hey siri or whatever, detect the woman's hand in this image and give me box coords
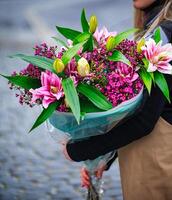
[81,164,107,188]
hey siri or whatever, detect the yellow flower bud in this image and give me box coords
[77,58,90,77]
[53,58,65,73]
[106,36,115,51]
[89,15,98,34]
[137,38,145,53]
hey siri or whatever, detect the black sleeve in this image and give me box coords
[66,75,172,162]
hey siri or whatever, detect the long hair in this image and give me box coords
[134,0,172,37]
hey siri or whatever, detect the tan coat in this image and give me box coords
[118,117,172,200]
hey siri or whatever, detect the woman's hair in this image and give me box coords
[134,0,172,36]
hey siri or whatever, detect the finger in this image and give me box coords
[81,178,90,187]
[81,175,90,187]
[96,169,103,178]
[81,168,90,180]
[81,171,90,182]
[95,164,107,178]
[81,180,90,188]
[94,171,98,177]
[94,170,101,178]
[81,168,90,188]
[82,168,89,176]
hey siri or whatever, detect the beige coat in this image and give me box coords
[118,117,172,200]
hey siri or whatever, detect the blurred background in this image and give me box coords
[0,0,133,199]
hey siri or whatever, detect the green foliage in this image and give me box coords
[81,9,89,32]
[77,83,113,110]
[139,69,152,94]
[80,98,103,113]
[52,37,68,48]
[82,35,94,52]
[73,32,90,45]
[62,78,81,124]
[108,50,131,66]
[154,72,170,103]
[29,101,61,132]
[62,42,85,65]
[1,74,41,90]
[154,27,161,44]
[10,54,54,72]
[112,28,139,47]
[56,26,81,40]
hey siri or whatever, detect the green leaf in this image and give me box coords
[62,42,85,65]
[62,78,80,124]
[81,9,89,32]
[52,37,68,48]
[77,83,113,110]
[154,72,171,103]
[108,50,131,66]
[73,32,90,45]
[139,69,152,94]
[82,35,94,52]
[1,74,41,89]
[80,97,103,113]
[10,54,54,72]
[149,72,155,82]
[154,27,161,44]
[142,58,149,69]
[29,101,61,132]
[56,26,81,40]
[113,28,139,47]
[142,58,155,81]
[74,54,81,62]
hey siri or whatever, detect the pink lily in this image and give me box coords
[141,38,172,74]
[30,71,63,108]
[93,26,117,43]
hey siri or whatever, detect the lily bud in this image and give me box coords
[106,36,115,51]
[53,58,65,73]
[77,58,90,77]
[137,38,145,53]
[89,15,98,34]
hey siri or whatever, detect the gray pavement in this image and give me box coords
[0,0,133,199]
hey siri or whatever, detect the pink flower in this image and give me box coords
[93,27,117,43]
[116,62,139,82]
[141,38,172,74]
[30,71,63,108]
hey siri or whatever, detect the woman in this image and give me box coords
[63,0,172,199]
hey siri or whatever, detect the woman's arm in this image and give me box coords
[66,75,172,161]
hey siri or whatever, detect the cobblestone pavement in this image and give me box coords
[0,0,132,199]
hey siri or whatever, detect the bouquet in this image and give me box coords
[1,9,172,200]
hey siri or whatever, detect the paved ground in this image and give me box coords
[0,0,133,199]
